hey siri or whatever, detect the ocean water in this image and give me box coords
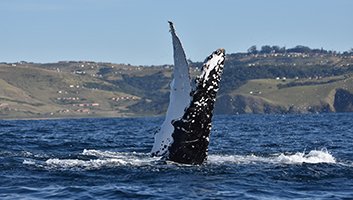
[1,113,353,199]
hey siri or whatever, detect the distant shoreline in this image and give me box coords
[2,112,353,121]
[0,113,144,121]
[1,51,353,118]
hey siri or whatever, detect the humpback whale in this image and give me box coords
[151,22,225,165]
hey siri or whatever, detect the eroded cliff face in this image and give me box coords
[215,94,287,114]
[215,88,353,114]
[333,89,353,112]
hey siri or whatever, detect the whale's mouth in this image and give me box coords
[198,48,226,86]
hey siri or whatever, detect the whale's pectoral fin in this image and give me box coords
[150,22,191,157]
[167,49,226,165]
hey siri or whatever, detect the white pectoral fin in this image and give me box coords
[151,22,191,156]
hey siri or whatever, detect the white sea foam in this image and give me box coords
[275,150,336,164]
[45,158,128,169]
[27,149,336,170]
[44,149,160,170]
[23,159,36,165]
[207,149,336,165]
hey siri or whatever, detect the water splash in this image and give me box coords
[23,149,337,170]
[45,158,128,169]
[43,150,160,170]
[207,149,336,165]
[275,149,336,164]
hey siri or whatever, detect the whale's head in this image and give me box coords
[198,48,225,89]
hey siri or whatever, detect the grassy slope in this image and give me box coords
[0,64,140,119]
[229,74,353,112]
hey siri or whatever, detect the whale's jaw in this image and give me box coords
[167,48,226,165]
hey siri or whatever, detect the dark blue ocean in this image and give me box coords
[1,113,353,199]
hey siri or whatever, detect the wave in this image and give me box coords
[23,149,337,170]
[207,149,336,165]
[43,150,160,170]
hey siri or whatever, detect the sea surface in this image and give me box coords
[1,113,353,199]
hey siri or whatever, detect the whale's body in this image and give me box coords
[151,22,225,164]
[167,48,225,164]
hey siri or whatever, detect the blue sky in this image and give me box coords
[1,0,352,65]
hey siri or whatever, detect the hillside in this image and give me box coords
[215,75,353,114]
[1,50,353,119]
[0,62,145,119]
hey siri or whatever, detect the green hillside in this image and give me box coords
[1,48,353,119]
[215,75,353,114]
[0,63,143,119]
